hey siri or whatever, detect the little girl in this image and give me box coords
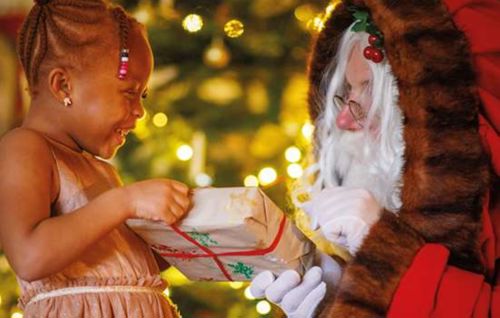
[0,0,190,317]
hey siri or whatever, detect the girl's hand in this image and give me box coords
[124,179,191,224]
[302,187,382,255]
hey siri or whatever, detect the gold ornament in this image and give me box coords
[224,19,244,38]
[203,37,231,68]
[197,76,242,105]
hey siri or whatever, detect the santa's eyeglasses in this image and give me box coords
[333,95,367,127]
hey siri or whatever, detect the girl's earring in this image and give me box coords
[63,96,73,107]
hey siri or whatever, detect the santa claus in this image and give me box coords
[251,0,500,317]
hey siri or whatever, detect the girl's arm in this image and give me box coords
[0,129,130,281]
[0,129,189,281]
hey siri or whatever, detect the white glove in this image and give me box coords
[315,251,343,289]
[302,187,382,255]
[250,267,326,318]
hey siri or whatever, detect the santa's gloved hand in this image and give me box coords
[315,250,343,289]
[250,267,327,318]
[302,187,382,255]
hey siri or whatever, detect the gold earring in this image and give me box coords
[63,96,72,107]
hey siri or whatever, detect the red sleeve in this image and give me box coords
[387,244,491,318]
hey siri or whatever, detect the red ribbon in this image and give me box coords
[161,214,287,281]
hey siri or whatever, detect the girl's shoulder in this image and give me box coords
[0,127,52,159]
[0,128,59,203]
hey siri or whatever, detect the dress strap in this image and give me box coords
[26,285,165,307]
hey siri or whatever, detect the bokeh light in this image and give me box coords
[244,286,256,300]
[195,173,213,187]
[244,175,259,187]
[176,145,193,161]
[229,281,244,289]
[182,14,203,32]
[287,163,303,179]
[258,167,277,186]
[256,300,272,315]
[285,146,302,163]
[163,288,170,297]
[301,122,314,140]
[152,112,168,128]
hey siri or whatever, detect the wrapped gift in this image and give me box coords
[126,187,315,281]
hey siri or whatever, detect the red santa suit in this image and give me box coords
[307,0,500,316]
[389,0,500,316]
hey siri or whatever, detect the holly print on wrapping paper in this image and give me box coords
[187,230,219,247]
[227,262,255,279]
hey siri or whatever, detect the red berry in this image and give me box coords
[371,48,384,63]
[363,46,374,60]
[368,34,379,46]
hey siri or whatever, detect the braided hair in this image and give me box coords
[17,0,137,95]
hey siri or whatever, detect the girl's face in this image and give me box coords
[68,26,153,159]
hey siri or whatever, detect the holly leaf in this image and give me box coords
[353,11,369,22]
[351,21,367,32]
[366,23,378,35]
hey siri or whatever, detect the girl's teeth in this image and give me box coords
[116,129,129,137]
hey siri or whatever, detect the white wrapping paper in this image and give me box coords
[126,187,315,281]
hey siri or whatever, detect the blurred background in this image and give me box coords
[0,0,336,316]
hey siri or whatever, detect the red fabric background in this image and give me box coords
[388,1,500,316]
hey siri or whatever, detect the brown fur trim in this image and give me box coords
[319,212,425,317]
[308,0,491,316]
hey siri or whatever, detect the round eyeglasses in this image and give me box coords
[333,95,367,127]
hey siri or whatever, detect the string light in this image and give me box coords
[285,146,301,163]
[256,300,272,315]
[244,175,259,187]
[307,15,324,32]
[244,286,256,300]
[152,112,168,128]
[258,167,277,186]
[224,19,244,38]
[11,313,23,318]
[325,1,342,16]
[177,145,193,161]
[307,0,341,32]
[182,14,203,33]
[287,163,303,179]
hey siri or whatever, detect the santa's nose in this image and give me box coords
[336,105,361,130]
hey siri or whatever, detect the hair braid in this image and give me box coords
[17,0,138,94]
[31,10,49,85]
[55,0,105,10]
[24,6,44,86]
[18,5,41,86]
[16,8,34,68]
[111,7,130,54]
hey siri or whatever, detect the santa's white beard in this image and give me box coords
[331,129,404,212]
